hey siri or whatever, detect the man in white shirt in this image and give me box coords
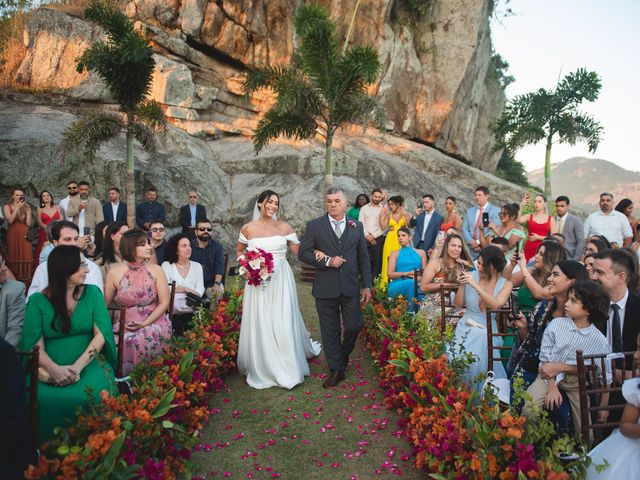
[58,180,79,221]
[584,193,633,247]
[27,221,103,299]
[358,188,385,283]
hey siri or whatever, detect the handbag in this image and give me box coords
[173,292,194,314]
[25,224,39,243]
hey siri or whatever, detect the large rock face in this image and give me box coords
[0,97,522,251]
[7,0,504,170]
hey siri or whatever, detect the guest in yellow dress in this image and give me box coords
[379,195,411,287]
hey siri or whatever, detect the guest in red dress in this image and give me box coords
[34,190,62,266]
[2,189,33,279]
[518,193,557,261]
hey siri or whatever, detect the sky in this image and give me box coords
[491,0,640,173]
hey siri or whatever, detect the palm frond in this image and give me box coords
[340,45,382,84]
[133,100,166,129]
[84,1,134,44]
[333,93,385,131]
[130,121,157,156]
[272,69,323,117]
[242,64,289,96]
[555,112,603,153]
[252,110,318,154]
[60,111,124,158]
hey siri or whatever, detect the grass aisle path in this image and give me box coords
[192,279,423,480]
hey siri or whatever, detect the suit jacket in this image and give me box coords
[558,214,585,260]
[410,210,444,252]
[0,280,25,348]
[299,216,371,298]
[66,196,104,230]
[179,204,207,232]
[462,203,501,256]
[102,202,127,224]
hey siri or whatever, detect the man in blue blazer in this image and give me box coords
[462,186,501,260]
[102,187,127,223]
[410,194,443,257]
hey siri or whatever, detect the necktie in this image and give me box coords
[611,304,623,352]
[557,217,564,234]
[333,220,343,238]
[473,207,484,240]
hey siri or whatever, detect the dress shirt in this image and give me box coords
[189,204,197,227]
[475,202,490,224]
[59,195,73,221]
[358,203,384,238]
[326,215,346,265]
[27,257,103,300]
[421,210,433,241]
[190,238,225,288]
[584,210,633,246]
[111,202,120,221]
[607,289,629,351]
[539,316,612,384]
[556,214,567,234]
[78,209,86,233]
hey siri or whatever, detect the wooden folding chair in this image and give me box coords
[16,345,40,437]
[439,285,463,334]
[108,306,126,378]
[412,268,423,314]
[576,350,637,448]
[7,259,34,288]
[167,280,176,324]
[222,253,229,285]
[486,308,516,373]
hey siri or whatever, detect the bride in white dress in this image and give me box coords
[236,190,321,389]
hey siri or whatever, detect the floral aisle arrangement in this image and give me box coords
[237,247,274,286]
[361,287,593,480]
[25,286,243,480]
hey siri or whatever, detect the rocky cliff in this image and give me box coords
[8,0,504,169]
[0,0,517,248]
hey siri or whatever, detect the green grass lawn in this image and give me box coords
[191,279,423,479]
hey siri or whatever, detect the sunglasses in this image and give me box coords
[198,227,213,232]
[189,196,197,199]
[150,227,165,233]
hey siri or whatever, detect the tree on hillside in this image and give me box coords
[494,68,603,200]
[242,2,384,192]
[61,1,164,228]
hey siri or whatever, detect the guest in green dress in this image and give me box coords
[21,245,117,443]
[346,193,369,222]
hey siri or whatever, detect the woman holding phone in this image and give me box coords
[3,188,33,273]
[518,193,556,261]
[479,203,524,261]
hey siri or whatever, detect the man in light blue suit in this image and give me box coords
[410,194,444,258]
[462,186,501,260]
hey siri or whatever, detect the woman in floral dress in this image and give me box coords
[104,229,171,375]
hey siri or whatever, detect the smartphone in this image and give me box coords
[83,226,91,236]
[482,212,490,228]
[510,291,520,317]
[437,230,446,242]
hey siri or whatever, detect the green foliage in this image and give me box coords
[488,52,515,89]
[403,0,433,19]
[494,68,604,198]
[494,149,529,187]
[243,2,383,190]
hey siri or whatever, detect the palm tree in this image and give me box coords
[242,2,383,192]
[494,68,603,200]
[61,1,164,227]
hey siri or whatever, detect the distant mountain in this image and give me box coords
[528,157,640,212]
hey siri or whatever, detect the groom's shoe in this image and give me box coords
[323,370,345,388]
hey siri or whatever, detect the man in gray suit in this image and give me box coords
[299,188,372,388]
[555,196,585,260]
[0,252,25,348]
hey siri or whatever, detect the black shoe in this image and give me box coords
[323,370,337,388]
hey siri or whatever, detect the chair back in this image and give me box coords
[108,306,127,378]
[168,280,176,323]
[16,346,39,436]
[439,285,463,334]
[222,253,229,284]
[576,350,637,448]
[412,268,423,314]
[485,308,516,373]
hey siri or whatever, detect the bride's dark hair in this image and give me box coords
[257,190,279,206]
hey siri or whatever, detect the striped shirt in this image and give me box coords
[540,317,611,384]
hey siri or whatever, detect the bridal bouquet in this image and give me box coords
[237,248,275,286]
